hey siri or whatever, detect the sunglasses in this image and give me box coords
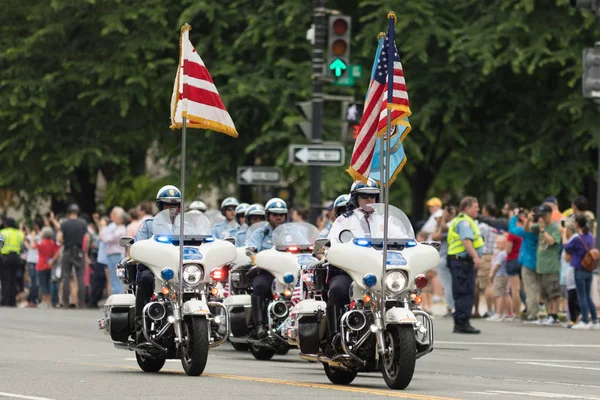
[224,207,236,212]
[358,193,377,200]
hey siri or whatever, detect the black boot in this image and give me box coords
[326,305,343,353]
[251,295,267,339]
[135,316,146,344]
[453,323,481,334]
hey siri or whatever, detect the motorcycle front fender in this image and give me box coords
[182,299,211,316]
[385,306,417,325]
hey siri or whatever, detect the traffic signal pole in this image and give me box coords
[310,0,326,225]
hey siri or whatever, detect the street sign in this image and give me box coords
[288,144,345,166]
[236,166,282,185]
[332,65,362,87]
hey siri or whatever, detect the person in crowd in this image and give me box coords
[432,204,457,317]
[24,218,44,307]
[235,203,266,247]
[188,200,207,213]
[290,207,309,223]
[34,227,60,308]
[421,197,443,239]
[86,220,105,308]
[137,201,154,222]
[563,214,599,329]
[212,197,240,239]
[57,205,90,309]
[560,221,580,327]
[0,218,25,306]
[526,204,562,325]
[488,235,513,321]
[475,204,498,319]
[478,201,519,231]
[506,219,523,321]
[229,203,249,238]
[510,208,539,321]
[447,196,483,334]
[99,207,127,296]
[126,208,141,237]
[544,196,563,222]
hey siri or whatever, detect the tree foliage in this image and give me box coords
[1,0,599,219]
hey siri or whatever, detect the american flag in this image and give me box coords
[290,274,304,306]
[347,14,411,181]
[170,24,238,137]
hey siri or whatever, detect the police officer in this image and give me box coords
[187,200,207,213]
[234,203,265,247]
[0,218,24,307]
[212,197,239,239]
[229,203,249,238]
[326,179,380,342]
[318,194,350,240]
[247,198,288,339]
[447,196,483,334]
[133,185,181,343]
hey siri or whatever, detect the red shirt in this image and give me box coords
[35,239,60,271]
[506,232,522,261]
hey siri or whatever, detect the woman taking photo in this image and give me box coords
[562,215,599,330]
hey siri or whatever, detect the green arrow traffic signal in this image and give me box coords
[329,58,348,78]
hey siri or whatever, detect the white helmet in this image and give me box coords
[235,203,250,216]
[188,200,207,212]
[265,197,288,214]
[155,185,181,211]
[245,203,265,217]
[221,197,239,209]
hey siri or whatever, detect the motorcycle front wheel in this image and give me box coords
[181,316,209,376]
[380,325,416,390]
[135,352,166,373]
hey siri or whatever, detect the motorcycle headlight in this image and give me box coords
[182,264,204,287]
[385,270,407,294]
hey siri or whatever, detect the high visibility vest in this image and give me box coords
[0,227,24,255]
[447,214,484,256]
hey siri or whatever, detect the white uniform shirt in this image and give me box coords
[327,208,410,246]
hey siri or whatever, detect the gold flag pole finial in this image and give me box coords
[387,11,397,24]
[181,23,192,33]
[377,32,386,40]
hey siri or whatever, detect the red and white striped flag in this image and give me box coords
[347,14,410,182]
[170,24,238,137]
[290,275,304,306]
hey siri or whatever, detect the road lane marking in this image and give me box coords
[472,358,600,364]
[485,391,600,399]
[438,341,600,348]
[0,392,55,400]
[463,392,500,396]
[124,358,180,363]
[56,360,460,400]
[516,362,600,372]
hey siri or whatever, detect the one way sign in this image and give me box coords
[288,144,345,166]
[237,167,282,185]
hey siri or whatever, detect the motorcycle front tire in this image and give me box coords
[135,352,166,373]
[380,324,416,390]
[249,344,276,361]
[230,341,250,351]
[181,316,210,376]
[323,363,357,385]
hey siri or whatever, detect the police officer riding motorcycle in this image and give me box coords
[187,200,207,213]
[247,198,288,339]
[318,194,350,240]
[235,203,265,247]
[229,203,249,239]
[133,184,182,344]
[212,197,240,239]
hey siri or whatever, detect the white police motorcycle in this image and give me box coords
[98,210,236,376]
[287,204,440,390]
[223,222,319,360]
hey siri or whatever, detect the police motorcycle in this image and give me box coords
[97,209,236,376]
[289,204,440,390]
[224,222,319,360]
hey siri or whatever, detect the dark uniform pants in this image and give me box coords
[448,256,476,326]
[252,272,274,300]
[327,268,352,309]
[136,265,155,319]
[1,253,21,306]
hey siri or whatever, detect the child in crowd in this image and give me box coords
[34,227,60,308]
[488,235,514,321]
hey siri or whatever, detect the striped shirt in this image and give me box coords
[478,222,498,255]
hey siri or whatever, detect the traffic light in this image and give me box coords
[570,0,600,14]
[583,45,600,100]
[327,15,351,79]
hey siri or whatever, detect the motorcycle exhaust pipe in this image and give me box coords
[145,302,166,321]
[270,301,289,319]
[345,310,367,331]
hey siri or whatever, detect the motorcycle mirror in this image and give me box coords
[223,237,236,245]
[119,236,135,248]
[0,233,4,250]
[339,229,354,243]
[314,238,330,253]
[245,246,257,257]
[421,241,441,252]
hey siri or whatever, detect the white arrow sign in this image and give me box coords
[237,167,282,185]
[288,144,345,166]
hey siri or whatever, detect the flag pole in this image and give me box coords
[179,116,187,307]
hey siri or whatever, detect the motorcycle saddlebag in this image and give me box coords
[110,306,134,343]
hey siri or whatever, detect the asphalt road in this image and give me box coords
[1,308,599,400]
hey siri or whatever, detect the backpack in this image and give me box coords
[577,236,600,272]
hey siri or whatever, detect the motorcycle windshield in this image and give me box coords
[245,221,268,244]
[363,203,415,240]
[204,210,225,226]
[273,222,320,251]
[152,209,213,237]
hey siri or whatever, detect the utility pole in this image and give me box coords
[310,0,326,225]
